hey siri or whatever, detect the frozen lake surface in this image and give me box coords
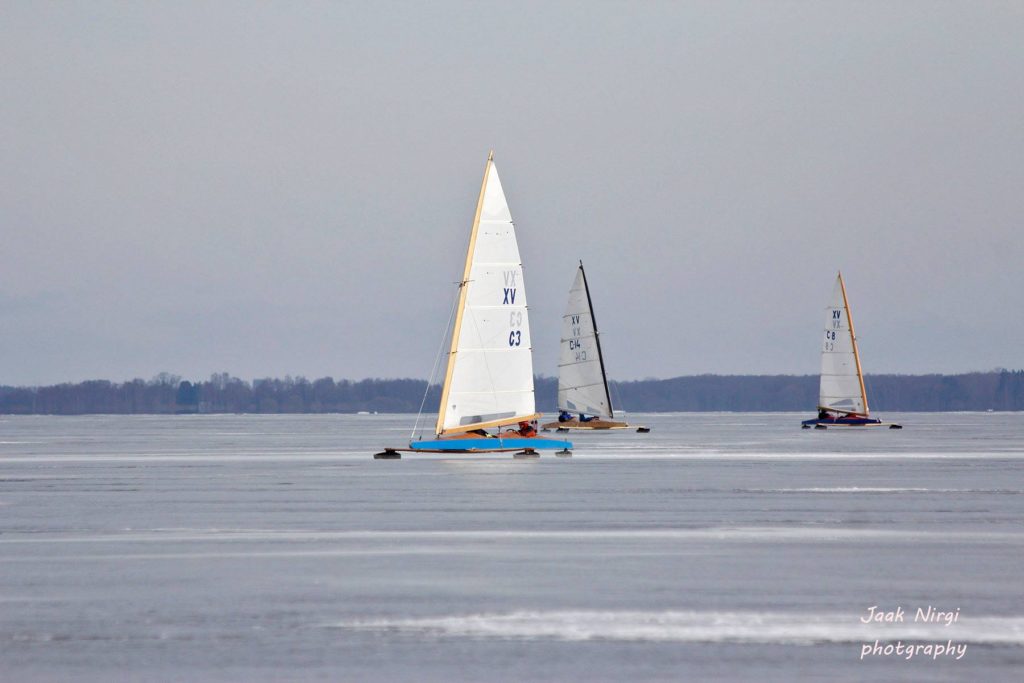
[1,412,1022,681]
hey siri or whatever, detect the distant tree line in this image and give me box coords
[0,370,1022,415]
[0,373,441,415]
[609,371,1024,412]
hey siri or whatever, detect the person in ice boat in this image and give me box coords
[812,409,881,426]
[558,410,573,423]
[462,422,537,440]
[516,421,538,437]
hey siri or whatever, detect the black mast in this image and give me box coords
[578,260,613,417]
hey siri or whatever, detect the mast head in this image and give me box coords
[487,149,494,161]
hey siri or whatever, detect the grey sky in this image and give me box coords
[2,1,1022,385]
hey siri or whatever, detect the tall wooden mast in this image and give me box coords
[838,271,870,417]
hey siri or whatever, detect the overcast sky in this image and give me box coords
[2,1,1022,385]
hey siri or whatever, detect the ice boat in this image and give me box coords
[374,152,573,458]
[541,261,648,433]
[801,272,902,429]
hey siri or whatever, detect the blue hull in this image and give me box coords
[409,436,572,452]
[801,417,883,426]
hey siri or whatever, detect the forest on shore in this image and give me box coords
[1,370,1022,415]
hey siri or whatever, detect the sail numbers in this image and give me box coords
[825,309,842,350]
[502,270,518,305]
[568,314,587,361]
[824,329,837,352]
[507,290,523,347]
[570,314,581,338]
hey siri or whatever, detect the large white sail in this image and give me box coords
[819,273,869,416]
[436,155,537,434]
[557,264,613,419]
